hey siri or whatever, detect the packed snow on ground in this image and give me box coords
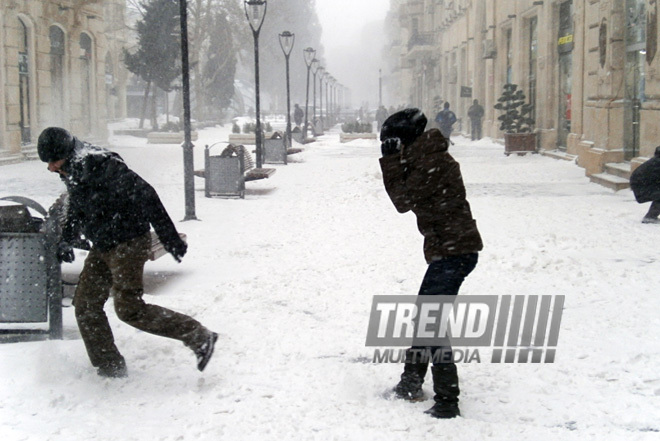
[0,122,659,441]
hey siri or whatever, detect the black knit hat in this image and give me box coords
[380,108,428,147]
[37,127,75,163]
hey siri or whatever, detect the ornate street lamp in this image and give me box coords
[279,31,295,148]
[179,0,196,220]
[328,76,335,125]
[244,0,267,167]
[332,77,338,124]
[324,72,330,129]
[302,47,316,141]
[317,66,325,132]
[311,58,319,130]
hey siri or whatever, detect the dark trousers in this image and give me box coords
[645,200,660,219]
[471,118,482,141]
[74,233,208,370]
[411,253,478,366]
[440,126,453,140]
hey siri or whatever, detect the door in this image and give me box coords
[624,48,644,160]
[557,53,572,150]
[624,0,647,160]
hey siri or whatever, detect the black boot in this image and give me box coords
[393,349,429,401]
[424,363,460,418]
[97,356,128,378]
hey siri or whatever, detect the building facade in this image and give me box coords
[0,0,127,160]
[387,0,660,179]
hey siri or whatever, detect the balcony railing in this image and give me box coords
[408,32,434,50]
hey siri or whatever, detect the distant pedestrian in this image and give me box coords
[38,127,218,378]
[376,105,389,131]
[467,99,485,141]
[293,103,304,128]
[630,146,660,224]
[378,109,483,419]
[434,102,457,140]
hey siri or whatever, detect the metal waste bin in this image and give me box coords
[204,143,246,198]
[264,132,287,165]
[0,196,62,340]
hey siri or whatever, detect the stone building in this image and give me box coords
[0,0,127,162]
[387,0,659,188]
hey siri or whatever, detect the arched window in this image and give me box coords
[50,26,65,125]
[79,33,93,131]
[18,18,31,144]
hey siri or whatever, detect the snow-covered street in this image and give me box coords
[1,125,659,440]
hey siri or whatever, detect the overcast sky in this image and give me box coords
[315,0,389,51]
[315,0,390,108]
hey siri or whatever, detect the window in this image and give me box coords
[50,26,65,125]
[18,18,31,144]
[80,33,93,131]
[505,28,513,84]
[529,17,538,121]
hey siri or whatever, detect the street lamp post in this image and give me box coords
[324,73,330,129]
[317,67,325,132]
[311,58,319,132]
[332,78,337,124]
[244,0,267,168]
[302,47,315,141]
[278,31,295,148]
[379,68,382,108]
[178,0,196,221]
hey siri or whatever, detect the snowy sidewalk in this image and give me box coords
[0,127,659,440]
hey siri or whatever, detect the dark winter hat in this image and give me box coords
[655,146,660,158]
[380,108,428,147]
[37,127,75,163]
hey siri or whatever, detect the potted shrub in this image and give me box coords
[339,120,377,143]
[494,83,537,155]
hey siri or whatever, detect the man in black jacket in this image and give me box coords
[630,146,660,224]
[379,109,482,419]
[38,127,218,378]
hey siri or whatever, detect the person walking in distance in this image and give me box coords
[378,109,483,418]
[293,103,304,128]
[38,127,218,378]
[467,99,485,141]
[434,102,457,141]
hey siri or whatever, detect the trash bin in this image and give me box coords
[263,132,287,165]
[0,196,63,340]
[204,143,246,199]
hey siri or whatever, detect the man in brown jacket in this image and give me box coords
[379,108,483,419]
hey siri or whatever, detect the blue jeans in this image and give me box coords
[412,253,478,365]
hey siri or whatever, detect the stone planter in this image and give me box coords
[227,133,277,145]
[339,133,377,143]
[504,132,537,155]
[147,131,198,144]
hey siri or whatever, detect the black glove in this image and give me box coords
[57,241,75,263]
[164,236,187,263]
[381,138,401,157]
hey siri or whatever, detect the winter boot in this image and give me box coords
[195,331,218,372]
[393,349,429,401]
[424,363,460,419]
[97,357,128,378]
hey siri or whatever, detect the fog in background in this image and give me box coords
[315,0,389,111]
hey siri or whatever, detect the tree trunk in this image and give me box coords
[139,81,151,129]
[150,86,158,129]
